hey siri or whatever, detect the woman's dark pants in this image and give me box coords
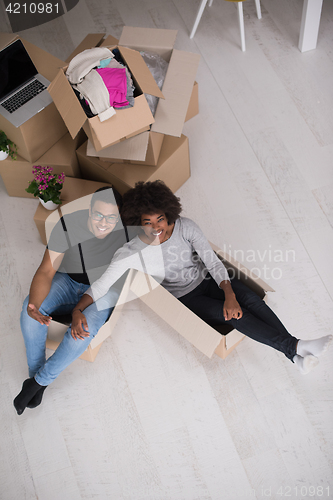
[178,275,298,361]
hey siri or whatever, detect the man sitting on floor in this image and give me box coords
[14,187,128,415]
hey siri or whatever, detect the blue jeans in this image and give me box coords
[178,275,298,361]
[20,272,120,385]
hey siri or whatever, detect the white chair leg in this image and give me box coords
[208,0,214,7]
[190,0,209,38]
[237,2,246,51]
[254,0,262,19]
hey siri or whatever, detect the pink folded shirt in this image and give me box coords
[96,67,129,108]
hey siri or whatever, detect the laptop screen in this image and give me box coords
[0,39,38,101]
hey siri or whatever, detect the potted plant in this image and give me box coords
[26,165,65,210]
[0,130,17,160]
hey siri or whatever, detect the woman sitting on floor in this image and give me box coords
[72,180,331,374]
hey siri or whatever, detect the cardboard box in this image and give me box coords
[0,131,85,198]
[129,256,274,360]
[46,248,274,362]
[0,33,68,162]
[209,242,274,358]
[76,134,190,195]
[48,28,200,152]
[85,81,199,167]
[33,176,113,244]
[185,81,199,122]
[86,130,164,166]
[48,42,160,152]
[116,27,200,138]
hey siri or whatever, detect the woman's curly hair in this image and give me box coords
[121,180,182,226]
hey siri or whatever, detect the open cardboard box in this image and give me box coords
[86,130,165,167]
[0,33,68,163]
[76,134,190,196]
[115,27,200,138]
[0,131,85,198]
[33,176,114,245]
[48,35,159,152]
[47,247,274,362]
[86,81,199,167]
[48,28,200,153]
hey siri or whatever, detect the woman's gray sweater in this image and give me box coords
[86,217,230,301]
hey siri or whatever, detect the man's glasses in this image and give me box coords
[91,212,119,224]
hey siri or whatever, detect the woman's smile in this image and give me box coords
[140,213,174,244]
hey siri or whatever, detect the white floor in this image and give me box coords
[1,1,333,499]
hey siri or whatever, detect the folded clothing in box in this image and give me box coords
[66,47,135,122]
[48,28,200,152]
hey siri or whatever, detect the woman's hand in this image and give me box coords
[223,296,243,321]
[219,280,243,321]
[27,303,52,326]
[71,310,90,340]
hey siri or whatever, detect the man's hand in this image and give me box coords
[27,304,52,325]
[71,310,90,340]
[223,296,243,321]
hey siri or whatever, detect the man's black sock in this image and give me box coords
[27,386,47,409]
[13,378,47,415]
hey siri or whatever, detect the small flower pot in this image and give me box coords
[39,198,60,211]
[0,149,9,161]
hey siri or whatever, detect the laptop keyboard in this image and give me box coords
[1,79,46,113]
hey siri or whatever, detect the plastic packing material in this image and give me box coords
[140,51,169,117]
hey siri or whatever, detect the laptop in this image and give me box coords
[0,39,53,127]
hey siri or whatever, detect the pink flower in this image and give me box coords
[29,165,63,202]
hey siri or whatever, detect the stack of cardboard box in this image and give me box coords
[0,28,199,199]
[48,27,200,195]
[0,34,86,198]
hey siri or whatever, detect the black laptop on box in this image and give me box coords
[0,39,52,127]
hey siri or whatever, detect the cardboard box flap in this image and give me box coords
[59,177,112,202]
[119,26,177,59]
[118,46,164,99]
[130,271,222,358]
[209,241,275,293]
[48,69,87,139]
[100,34,120,47]
[90,268,137,349]
[87,94,155,151]
[103,134,187,185]
[77,141,110,171]
[87,131,150,161]
[66,33,106,63]
[22,39,66,82]
[0,33,19,49]
[151,49,200,137]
